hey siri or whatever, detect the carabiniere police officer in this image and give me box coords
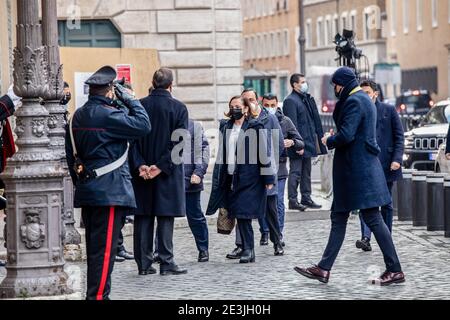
[65,66,151,300]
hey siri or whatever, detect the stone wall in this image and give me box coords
[56,0,244,130]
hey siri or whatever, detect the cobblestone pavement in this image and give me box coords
[2,179,450,300]
[52,210,450,300]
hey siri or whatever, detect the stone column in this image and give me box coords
[41,0,81,250]
[0,0,71,298]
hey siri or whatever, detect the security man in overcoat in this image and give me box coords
[65,66,151,300]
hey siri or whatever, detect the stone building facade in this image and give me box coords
[242,0,300,101]
[55,0,243,129]
[385,0,450,101]
[303,0,387,76]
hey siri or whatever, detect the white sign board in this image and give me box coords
[74,72,94,110]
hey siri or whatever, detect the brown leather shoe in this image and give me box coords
[294,265,330,283]
[372,271,405,286]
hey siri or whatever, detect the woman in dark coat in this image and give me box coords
[294,67,405,286]
[208,96,275,263]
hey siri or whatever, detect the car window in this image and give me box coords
[420,105,450,126]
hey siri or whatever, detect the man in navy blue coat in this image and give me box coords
[283,74,327,211]
[183,119,210,262]
[129,68,189,276]
[356,80,404,252]
[446,124,450,158]
[294,67,405,286]
[65,66,151,300]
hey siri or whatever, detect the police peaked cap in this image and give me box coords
[85,66,117,87]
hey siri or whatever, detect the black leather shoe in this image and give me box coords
[160,266,188,276]
[260,233,269,246]
[288,200,307,211]
[153,253,162,264]
[115,255,126,263]
[0,260,5,267]
[139,266,157,276]
[117,250,134,260]
[356,237,372,252]
[274,243,284,256]
[226,247,243,259]
[198,250,209,262]
[301,199,322,209]
[239,249,255,263]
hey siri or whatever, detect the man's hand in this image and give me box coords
[266,184,274,190]
[191,174,202,185]
[446,153,450,161]
[148,165,162,179]
[296,149,305,156]
[7,85,22,108]
[321,129,335,146]
[139,165,151,180]
[390,162,401,171]
[284,139,294,148]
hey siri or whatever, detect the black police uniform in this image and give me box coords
[65,66,151,300]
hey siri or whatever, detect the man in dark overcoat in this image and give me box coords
[283,74,327,211]
[294,67,405,286]
[356,80,404,252]
[129,68,189,276]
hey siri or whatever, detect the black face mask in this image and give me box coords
[230,108,244,120]
[60,92,71,105]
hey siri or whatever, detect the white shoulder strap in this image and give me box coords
[69,112,78,157]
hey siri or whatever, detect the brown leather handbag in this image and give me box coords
[217,208,235,235]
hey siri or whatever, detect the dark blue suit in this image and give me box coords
[184,119,210,252]
[317,70,402,273]
[360,100,405,239]
[283,90,327,204]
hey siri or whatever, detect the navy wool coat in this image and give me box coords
[129,89,189,217]
[65,95,151,208]
[327,88,391,212]
[283,90,327,158]
[375,100,404,183]
[207,118,275,220]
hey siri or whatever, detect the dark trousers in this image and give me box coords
[318,208,402,273]
[186,192,209,252]
[277,179,287,235]
[237,196,282,246]
[360,182,394,240]
[237,219,254,250]
[288,157,312,203]
[133,215,175,272]
[82,206,123,300]
[117,215,126,253]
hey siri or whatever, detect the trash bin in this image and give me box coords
[412,171,432,227]
[444,175,450,238]
[392,181,398,217]
[397,169,415,221]
[426,173,446,232]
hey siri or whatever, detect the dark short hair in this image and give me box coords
[63,81,70,88]
[152,68,174,90]
[241,88,259,101]
[89,84,113,96]
[262,93,278,102]
[290,73,305,88]
[360,79,378,92]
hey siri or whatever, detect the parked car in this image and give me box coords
[403,99,450,171]
[396,89,434,116]
[435,142,450,173]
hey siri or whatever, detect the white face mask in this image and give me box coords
[266,107,277,115]
[300,83,309,94]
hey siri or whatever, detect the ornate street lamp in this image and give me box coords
[0,0,71,298]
